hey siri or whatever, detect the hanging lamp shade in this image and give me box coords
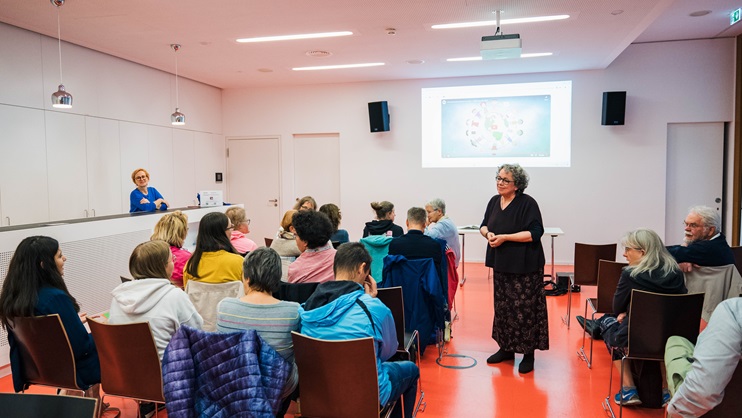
[171,108,185,125]
[52,84,73,108]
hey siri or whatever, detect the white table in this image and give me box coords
[544,227,564,283]
[457,227,482,286]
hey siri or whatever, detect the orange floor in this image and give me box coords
[0,262,666,417]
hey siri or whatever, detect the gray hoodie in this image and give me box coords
[108,278,203,359]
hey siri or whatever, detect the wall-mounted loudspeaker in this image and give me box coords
[368,101,390,132]
[602,91,626,125]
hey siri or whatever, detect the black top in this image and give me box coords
[362,219,404,238]
[480,194,545,274]
[666,234,735,266]
[613,267,687,315]
[388,230,445,285]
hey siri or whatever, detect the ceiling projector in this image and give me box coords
[480,34,522,60]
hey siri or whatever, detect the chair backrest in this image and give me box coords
[7,314,80,391]
[376,287,405,351]
[627,290,704,360]
[703,361,742,418]
[595,260,627,313]
[730,246,742,277]
[272,281,320,304]
[684,264,742,321]
[87,319,165,403]
[573,243,617,285]
[264,237,273,247]
[185,280,245,331]
[291,332,382,418]
[0,393,97,418]
[120,276,132,283]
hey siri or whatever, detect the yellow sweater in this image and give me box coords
[182,250,244,288]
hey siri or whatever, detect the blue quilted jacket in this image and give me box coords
[162,325,291,418]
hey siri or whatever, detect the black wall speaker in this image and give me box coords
[602,91,626,125]
[368,101,390,132]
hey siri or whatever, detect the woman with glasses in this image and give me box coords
[182,212,243,288]
[129,168,169,213]
[480,163,547,374]
[225,206,258,255]
[601,228,686,407]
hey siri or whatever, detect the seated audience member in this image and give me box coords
[424,198,461,268]
[217,247,300,417]
[151,210,191,289]
[293,196,317,211]
[666,297,742,417]
[0,236,101,397]
[225,206,258,255]
[596,228,686,407]
[182,212,243,288]
[299,243,419,418]
[319,203,349,244]
[287,211,336,284]
[363,201,404,238]
[109,240,203,360]
[270,210,302,281]
[388,207,445,286]
[129,168,169,213]
[666,205,735,272]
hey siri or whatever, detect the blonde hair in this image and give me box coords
[151,211,188,248]
[129,240,171,280]
[280,210,298,231]
[225,206,247,227]
[621,228,680,278]
[131,168,149,184]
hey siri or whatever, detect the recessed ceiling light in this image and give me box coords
[237,31,353,43]
[432,14,569,30]
[611,10,624,16]
[292,62,385,71]
[406,59,425,64]
[447,52,552,62]
[689,10,711,17]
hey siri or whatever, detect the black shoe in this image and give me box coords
[139,402,165,418]
[487,349,515,364]
[576,316,587,330]
[518,353,535,374]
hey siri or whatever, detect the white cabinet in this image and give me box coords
[85,117,122,217]
[0,105,50,225]
[46,111,89,221]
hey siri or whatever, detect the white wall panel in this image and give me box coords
[45,111,88,221]
[0,24,43,108]
[85,117,122,217]
[147,125,175,206]
[172,129,197,207]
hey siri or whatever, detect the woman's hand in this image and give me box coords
[140,197,150,204]
[489,234,508,247]
[154,198,165,209]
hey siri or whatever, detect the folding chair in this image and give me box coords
[291,332,400,418]
[0,393,98,418]
[603,290,704,418]
[563,243,617,327]
[577,260,626,368]
[88,319,166,417]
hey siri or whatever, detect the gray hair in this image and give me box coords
[688,205,720,232]
[426,198,446,215]
[242,247,282,293]
[407,207,427,226]
[621,228,680,278]
[498,163,529,194]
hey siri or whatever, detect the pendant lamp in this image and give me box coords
[51,0,73,108]
[171,44,185,125]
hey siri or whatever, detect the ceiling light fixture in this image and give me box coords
[237,31,353,43]
[292,62,385,71]
[432,14,569,30]
[50,0,72,109]
[170,44,185,126]
[447,52,552,62]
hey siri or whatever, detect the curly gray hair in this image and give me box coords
[426,198,446,215]
[497,163,529,194]
[688,205,720,232]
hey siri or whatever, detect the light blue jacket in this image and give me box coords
[298,281,397,406]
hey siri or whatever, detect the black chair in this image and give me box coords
[603,290,704,418]
[0,393,98,418]
[577,260,626,369]
[564,243,617,327]
[730,246,742,276]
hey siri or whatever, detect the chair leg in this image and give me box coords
[561,274,573,327]
[603,348,617,418]
[577,300,591,368]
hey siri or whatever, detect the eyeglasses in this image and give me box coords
[683,222,704,229]
[244,219,251,226]
[135,176,147,180]
[226,224,234,231]
[495,176,513,185]
[624,247,643,252]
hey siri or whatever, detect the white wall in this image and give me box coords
[0,22,225,225]
[222,38,736,264]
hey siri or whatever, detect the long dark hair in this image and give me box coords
[0,236,80,329]
[184,212,237,278]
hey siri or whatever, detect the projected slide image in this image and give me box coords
[441,95,551,158]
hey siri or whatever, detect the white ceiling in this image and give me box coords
[0,0,740,89]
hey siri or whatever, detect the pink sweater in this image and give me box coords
[170,246,192,289]
[230,230,258,254]
[287,244,336,284]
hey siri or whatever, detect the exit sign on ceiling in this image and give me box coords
[732,8,741,25]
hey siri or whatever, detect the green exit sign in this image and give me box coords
[732,8,741,25]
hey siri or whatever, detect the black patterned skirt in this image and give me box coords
[491,269,549,353]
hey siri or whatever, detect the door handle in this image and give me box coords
[268,199,278,207]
